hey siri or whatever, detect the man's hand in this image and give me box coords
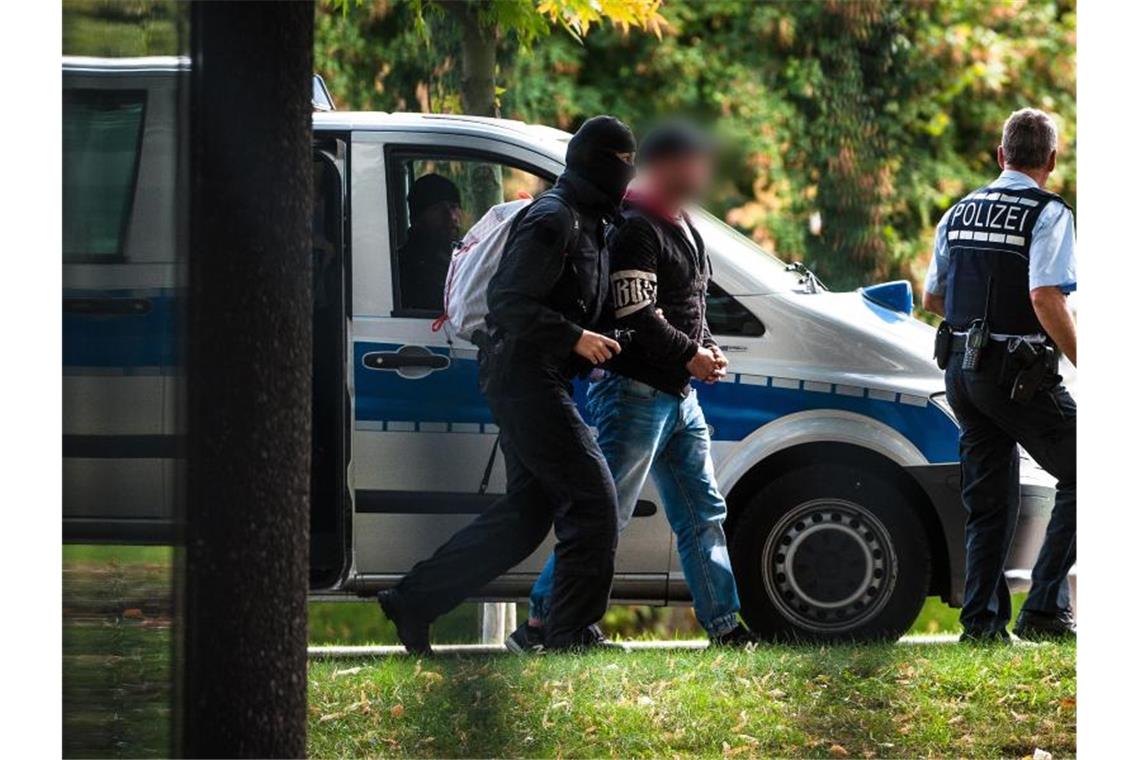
[1030,286,1077,366]
[709,345,729,370]
[686,346,723,382]
[573,330,622,365]
[700,345,729,384]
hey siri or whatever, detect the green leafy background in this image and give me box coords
[315,0,1075,293]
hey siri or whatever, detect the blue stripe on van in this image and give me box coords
[354,342,493,427]
[354,341,960,464]
[688,376,959,463]
[63,288,180,370]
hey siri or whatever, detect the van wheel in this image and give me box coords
[729,463,930,642]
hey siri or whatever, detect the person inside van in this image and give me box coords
[507,120,759,652]
[377,116,637,654]
[397,173,463,312]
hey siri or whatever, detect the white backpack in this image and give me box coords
[433,193,580,343]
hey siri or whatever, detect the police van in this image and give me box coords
[63,57,1061,641]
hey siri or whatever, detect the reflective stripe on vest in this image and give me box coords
[944,184,1065,335]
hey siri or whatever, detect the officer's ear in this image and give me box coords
[1046,150,1057,174]
[997,144,1006,170]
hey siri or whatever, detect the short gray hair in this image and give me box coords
[1001,108,1058,170]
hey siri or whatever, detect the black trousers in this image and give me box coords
[394,361,619,648]
[944,349,1077,634]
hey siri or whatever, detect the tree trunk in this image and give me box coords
[183,2,313,757]
[454,4,498,117]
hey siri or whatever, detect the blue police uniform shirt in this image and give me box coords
[925,169,1076,300]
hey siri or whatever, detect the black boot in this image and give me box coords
[1013,609,1076,641]
[506,622,545,655]
[377,589,433,655]
[545,624,626,653]
[959,627,1011,645]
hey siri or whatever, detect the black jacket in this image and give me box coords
[485,171,616,382]
[608,199,715,396]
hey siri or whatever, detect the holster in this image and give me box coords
[1004,339,1058,404]
[933,322,952,370]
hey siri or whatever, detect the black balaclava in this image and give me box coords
[565,115,637,206]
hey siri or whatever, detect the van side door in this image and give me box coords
[346,129,672,598]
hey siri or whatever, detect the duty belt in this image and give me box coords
[949,332,1047,352]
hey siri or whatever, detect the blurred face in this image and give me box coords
[645,152,712,206]
[417,200,462,240]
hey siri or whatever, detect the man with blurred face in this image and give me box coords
[397,173,463,312]
[509,121,759,653]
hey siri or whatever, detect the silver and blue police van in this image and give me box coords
[63,57,1063,641]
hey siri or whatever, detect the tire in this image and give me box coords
[729,462,930,642]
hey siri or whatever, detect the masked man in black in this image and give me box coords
[378,116,637,653]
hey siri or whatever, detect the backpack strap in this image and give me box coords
[540,189,583,257]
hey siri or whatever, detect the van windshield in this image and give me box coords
[690,208,808,292]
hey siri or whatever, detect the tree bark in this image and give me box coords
[183,2,313,757]
[453,4,499,117]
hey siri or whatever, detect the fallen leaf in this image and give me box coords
[1032,750,1053,760]
[389,704,405,718]
[123,608,144,620]
[830,744,850,758]
[417,670,444,684]
[1059,698,1076,711]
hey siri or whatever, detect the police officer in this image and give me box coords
[923,108,1077,642]
[377,116,637,654]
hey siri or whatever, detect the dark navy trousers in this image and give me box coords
[944,349,1077,635]
[394,352,619,649]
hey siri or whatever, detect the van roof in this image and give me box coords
[313,110,573,143]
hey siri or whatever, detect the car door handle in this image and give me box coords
[362,345,450,379]
[63,297,152,316]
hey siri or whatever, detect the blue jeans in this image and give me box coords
[529,374,741,636]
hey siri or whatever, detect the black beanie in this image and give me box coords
[565,115,637,205]
[408,173,461,220]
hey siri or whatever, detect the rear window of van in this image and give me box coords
[63,89,146,260]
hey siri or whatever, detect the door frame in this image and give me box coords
[310,136,353,590]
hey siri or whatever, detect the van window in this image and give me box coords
[63,89,146,260]
[707,281,765,337]
[387,152,552,315]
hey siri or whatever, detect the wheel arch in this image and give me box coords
[723,438,952,603]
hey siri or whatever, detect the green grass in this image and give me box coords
[64,546,1068,758]
[63,545,173,758]
[307,642,1075,758]
[308,593,1022,646]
